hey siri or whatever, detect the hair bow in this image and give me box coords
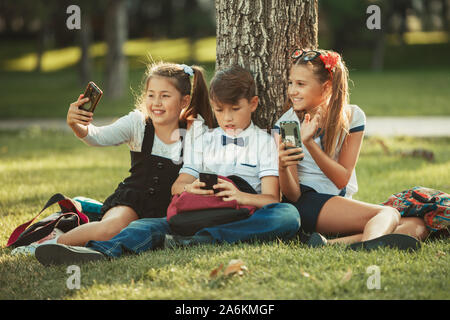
[180,64,194,77]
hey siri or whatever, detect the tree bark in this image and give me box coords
[215,0,318,130]
[104,0,128,99]
[78,10,92,85]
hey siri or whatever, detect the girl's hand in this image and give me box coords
[67,94,93,127]
[278,136,304,170]
[214,178,245,204]
[184,179,214,195]
[301,108,321,143]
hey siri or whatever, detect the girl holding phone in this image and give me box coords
[15,62,214,261]
[275,49,428,249]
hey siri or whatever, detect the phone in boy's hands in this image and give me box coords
[79,81,103,113]
[280,121,303,158]
[199,172,218,194]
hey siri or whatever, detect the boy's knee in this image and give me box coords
[264,203,301,230]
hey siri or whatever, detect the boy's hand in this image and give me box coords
[214,178,245,204]
[278,136,304,170]
[184,179,214,195]
[67,94,93,127]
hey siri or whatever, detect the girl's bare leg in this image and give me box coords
[56,205,139,246]
[315,196,400,242]
[327,217,429,245]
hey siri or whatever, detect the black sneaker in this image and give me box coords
[35,243,106,266]
[164,234,214,249]
[348,234,421,251]
[306,232,328,248]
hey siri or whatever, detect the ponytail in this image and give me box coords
[321,58,350,159]
[180,65,214,129]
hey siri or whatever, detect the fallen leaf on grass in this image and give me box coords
[436,250,446,258]
[209,263,224,279]
[209,259,247,279]
[300,268,316,281]
[341,268,353,283]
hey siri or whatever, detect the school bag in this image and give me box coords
[6,193,101,248]
[381,186,449,233]
[167,175,257,236]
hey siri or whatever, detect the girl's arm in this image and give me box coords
[303,130,364,190]
[214,176,279,209]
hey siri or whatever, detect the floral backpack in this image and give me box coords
[381,186,449,233]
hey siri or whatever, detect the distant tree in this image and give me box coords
[104,0,128,99]
[215,0,318,129]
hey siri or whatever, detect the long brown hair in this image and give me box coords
[135,61,214,128]
[286,49,351,159]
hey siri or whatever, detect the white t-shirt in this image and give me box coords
[274,105,366,198]
[180,121,279,194]
[81,110,183,163]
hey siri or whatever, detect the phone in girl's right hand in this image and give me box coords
[79,81,103,113]
[280,121,303,159]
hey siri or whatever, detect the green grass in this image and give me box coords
[0,130,449,300]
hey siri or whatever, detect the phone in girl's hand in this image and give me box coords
[199,172,218,193]
[79,81,103,113]
[280,121,302,158]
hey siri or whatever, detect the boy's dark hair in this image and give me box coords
[209,65,256,105]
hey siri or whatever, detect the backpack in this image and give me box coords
[6,194,91,248]
[167,175,257,236]
[381,186,450,233]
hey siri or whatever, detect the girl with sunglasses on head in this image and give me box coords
[274,49,429,250]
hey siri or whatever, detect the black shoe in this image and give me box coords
[306,232,328,248]
[164,234,214,249]
[35,243,106,266]
[348,234,421,251]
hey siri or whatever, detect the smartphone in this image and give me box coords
[199,172,218,194]
[280,121,302,158]
[79,81,103,113]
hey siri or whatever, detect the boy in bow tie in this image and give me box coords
[169,65,300,246]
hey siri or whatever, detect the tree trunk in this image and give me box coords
[104,0,128,99]
[215,0,318,130]
[78,10,92,85]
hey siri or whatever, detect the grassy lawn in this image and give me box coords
[0,39,449,119]
[0,130,449,300]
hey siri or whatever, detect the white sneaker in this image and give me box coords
[11,243,40,256]
[10,228,65,257]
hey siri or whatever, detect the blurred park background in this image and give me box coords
[0,0,449,119]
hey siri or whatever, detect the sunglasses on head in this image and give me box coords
[291,49,339,77]
[291,49,321,61]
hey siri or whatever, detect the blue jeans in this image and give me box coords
[87,203,300,258]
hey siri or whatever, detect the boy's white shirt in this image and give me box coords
[181,119,279,194]
[80,109,184,162]
[274,105,366,198]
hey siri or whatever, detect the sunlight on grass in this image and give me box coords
[387,31,449,45]
[2,37,216,72]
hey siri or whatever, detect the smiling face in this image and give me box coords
[288,64,329,114]
[211,96,258,136]
[145,76,190,126]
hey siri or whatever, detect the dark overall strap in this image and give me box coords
[141,118,155,155]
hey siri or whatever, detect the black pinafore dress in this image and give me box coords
[100,119,183,218]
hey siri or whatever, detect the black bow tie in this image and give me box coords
[222,135,247,147]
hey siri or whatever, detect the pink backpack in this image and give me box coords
[6,194,90,248]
